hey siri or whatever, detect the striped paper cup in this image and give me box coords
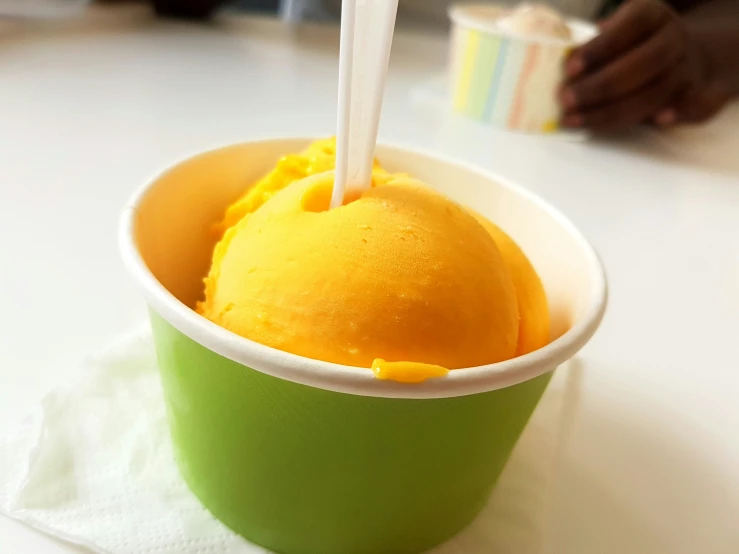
[449,4,597,133]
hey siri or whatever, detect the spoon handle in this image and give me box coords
[332,0,399,208]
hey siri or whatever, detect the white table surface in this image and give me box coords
[2,5,738,553]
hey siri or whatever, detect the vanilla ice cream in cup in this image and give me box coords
[120,138,607,554]
[449,3,597,133]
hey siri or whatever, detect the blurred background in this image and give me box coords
[0,0,605,26]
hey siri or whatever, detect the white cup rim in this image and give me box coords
[448,3,597,46]
[119,138,608,399]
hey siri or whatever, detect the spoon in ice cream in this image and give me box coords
[330,0,400,208]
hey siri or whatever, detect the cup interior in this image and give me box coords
[123,138,606,398]
[132,139,310,311]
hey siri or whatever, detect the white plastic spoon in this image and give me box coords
[331,0,400,209]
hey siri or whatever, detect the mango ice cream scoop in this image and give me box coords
[197,140,550,378]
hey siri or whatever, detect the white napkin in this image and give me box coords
[0,326,582,554]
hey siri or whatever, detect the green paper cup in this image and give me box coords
[120,139,607,554]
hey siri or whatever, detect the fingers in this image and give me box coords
[565,0,671,79]
[561,22,686,111]
[653,82,730,126]
[560,0,725,131]
[562,63,687,131]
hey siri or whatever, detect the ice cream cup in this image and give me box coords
[119,138,607,554]
[448,3,597,133]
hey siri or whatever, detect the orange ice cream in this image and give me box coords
[199,172,519,370]
[470,212,550,356]
[214,138,397,237]
[198,139,549,381]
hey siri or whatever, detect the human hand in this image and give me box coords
[559,0,726,131]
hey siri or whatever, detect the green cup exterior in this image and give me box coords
[150,311,553,554]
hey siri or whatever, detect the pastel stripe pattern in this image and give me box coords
[464,34,502,119]
[449,23,573,133]
[507,44,541,129]
[489,40,528,126]
[452,29,480,112]
[479,37,509,122]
